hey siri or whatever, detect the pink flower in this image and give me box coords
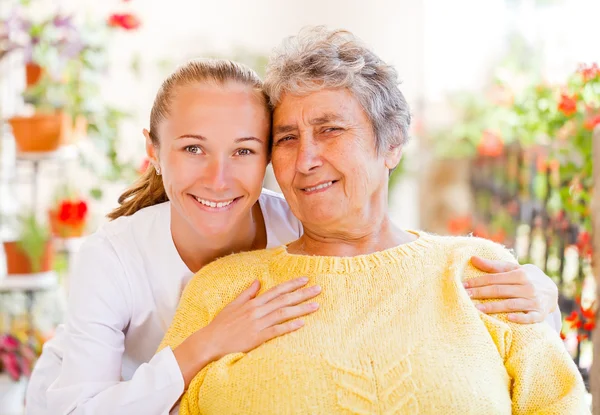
[0,334,19,352]
[1,352,21,381]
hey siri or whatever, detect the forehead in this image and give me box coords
[273,88,368,126]
[161,83,268,136]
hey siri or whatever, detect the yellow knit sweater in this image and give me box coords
[159,232,589,415]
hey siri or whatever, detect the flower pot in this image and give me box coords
[3,240,54,275]
[8,113,63,153]
[0,374,25,415]
[25,62,43,87]
[60,114,88,146]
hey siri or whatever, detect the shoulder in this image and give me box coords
[182,248,280,310]
[416,231,517,264]
[98,202,169,241]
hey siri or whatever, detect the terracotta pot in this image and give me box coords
[8,113,63,153]
[3,240,54,275]
[25,62,43,87]
[60,114,88,146]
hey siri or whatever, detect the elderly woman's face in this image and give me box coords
[271,88,401,230]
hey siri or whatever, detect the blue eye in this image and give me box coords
[185,145,203,154]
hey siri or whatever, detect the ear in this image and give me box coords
[384,144,403,171]
[144,129,159,168]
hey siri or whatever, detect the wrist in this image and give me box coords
[173,329,218,388]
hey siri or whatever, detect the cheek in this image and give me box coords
[238,158,268,193]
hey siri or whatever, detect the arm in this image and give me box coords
[45,235,185,415]
[463,239,589,414]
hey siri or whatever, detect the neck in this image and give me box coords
[288,215,416,257]
[170,202,266,273]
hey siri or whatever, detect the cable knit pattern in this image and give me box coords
[158,231,589,415]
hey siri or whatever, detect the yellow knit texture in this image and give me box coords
[158,232,589,414]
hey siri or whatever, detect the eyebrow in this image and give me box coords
[273,112,345,135]
[176,134,263,144]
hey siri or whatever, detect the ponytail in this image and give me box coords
[107,165,169,220]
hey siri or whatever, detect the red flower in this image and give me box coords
[576,231,592,258]
[583,321,596,332]
[58,201,74,222]
[558,93,577,116]
[560,331,566,340]
[578,63,599,82]
[477,130,504,157]
[447,216,472,235]
[490,229,506,243]
[107,13,141,30]
[57,200,89,225]
[577,334,589,342]
[75,201,88,221]
[584,114,600,131]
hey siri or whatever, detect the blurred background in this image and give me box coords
[0,0,598,411]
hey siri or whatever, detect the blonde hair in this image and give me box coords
[108,59,267,220]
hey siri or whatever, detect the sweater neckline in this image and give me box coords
[270,230,433,275]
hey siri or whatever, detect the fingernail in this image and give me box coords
[299,277,309,283]
[309,302,319,310]
[466,289,473,297]
[312,285,322,293]
[463,281,470,288]
[476,304,486,312]
[295,319,305,327]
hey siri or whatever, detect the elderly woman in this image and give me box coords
[159,27,588,414]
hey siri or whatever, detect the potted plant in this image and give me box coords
[3,214,53,275]
[48,186,89,238]
[0,333,37,414]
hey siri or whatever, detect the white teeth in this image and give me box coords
[195,197,234,208]
[304,181,333,192]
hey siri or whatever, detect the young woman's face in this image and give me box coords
[147,81,270,238]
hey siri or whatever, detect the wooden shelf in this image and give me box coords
[0,271,59,292]
[16,145,79,162]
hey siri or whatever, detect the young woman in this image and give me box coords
[26,59,560,415]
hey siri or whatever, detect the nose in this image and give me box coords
[295,137,322,174]
[203,156,229,192]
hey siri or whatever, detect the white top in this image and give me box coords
[26,188,562,415]
[26,189,302,415]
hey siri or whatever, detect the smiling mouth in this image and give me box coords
[301,180,338,193]
[191,195,240,209]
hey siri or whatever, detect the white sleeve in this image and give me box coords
[545,305,562,334]
[43,234,184,415]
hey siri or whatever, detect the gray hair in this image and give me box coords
[264,26,411,153]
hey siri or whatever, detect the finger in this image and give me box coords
[470,256,519,274]
[261,302,320,329]
[257,285,322,318]
[229,280,261,307]
[463,269,527,288]
[475,298,539,314]
[466,284,534,300]
[259,319,305,342]
[507,312,544,324]
[253,277,309,305]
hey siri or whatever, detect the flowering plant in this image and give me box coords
[0,334,36,381]
[48,186,89,238]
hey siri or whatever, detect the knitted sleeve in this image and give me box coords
[458,237,590,414]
